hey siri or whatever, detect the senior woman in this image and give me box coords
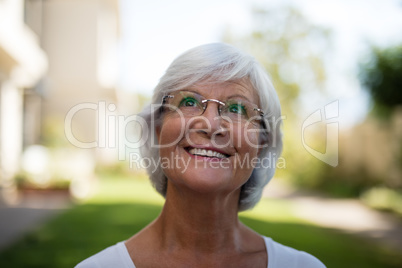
[76,43,325,268]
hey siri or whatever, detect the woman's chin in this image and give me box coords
[173,167,236,195]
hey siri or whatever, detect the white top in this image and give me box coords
[75,236,326,268]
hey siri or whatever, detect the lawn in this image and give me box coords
[0,174,401,268]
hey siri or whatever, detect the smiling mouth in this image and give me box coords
[185,147,230,159]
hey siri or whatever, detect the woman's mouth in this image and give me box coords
[185,147,230,159]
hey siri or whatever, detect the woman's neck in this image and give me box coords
[154,184,244,253]
[125,184,267,267]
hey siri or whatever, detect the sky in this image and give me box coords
[118,0,402,127]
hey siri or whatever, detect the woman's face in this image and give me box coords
[156,80,263,197]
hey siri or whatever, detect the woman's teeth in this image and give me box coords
[188,148,227,159]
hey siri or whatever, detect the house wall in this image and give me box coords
[41,0,119,147]
[0,0,48,203]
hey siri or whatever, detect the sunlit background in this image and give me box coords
[1,0,402,267]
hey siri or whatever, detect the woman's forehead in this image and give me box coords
[190,79,259,103]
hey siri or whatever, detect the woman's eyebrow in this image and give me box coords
[181,89,199,94]
[226,94,252,102]
[180,88,253,102]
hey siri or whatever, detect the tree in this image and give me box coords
[359,45,402,118]
[223,6,331,118]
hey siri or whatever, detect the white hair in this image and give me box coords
[139,43,282,211]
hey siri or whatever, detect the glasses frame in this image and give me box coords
[161,90,265,126]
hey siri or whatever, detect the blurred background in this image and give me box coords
[1,0,402,267]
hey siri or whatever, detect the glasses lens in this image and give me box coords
[221,99,261,123]
[169,91,204,116]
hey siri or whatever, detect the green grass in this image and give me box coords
[0,174,401,268]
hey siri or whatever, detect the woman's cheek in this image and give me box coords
[242,128,261,152]
[158,116,185,145]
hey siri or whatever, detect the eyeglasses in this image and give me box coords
[161,90,264,126]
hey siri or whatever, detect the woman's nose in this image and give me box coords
[191,102,228,137]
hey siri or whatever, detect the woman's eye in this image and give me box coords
[179,97,197,107]
[228,104,246,115]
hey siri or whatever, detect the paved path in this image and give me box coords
[0,190,71,251]
[264,180,402,251]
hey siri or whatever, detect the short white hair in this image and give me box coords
[139,43,282,211]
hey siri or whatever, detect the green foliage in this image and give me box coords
[15,172,71,190]
[360,45,402,118]
[308,164,375,198]
[361,187,402,216]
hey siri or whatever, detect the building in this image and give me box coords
[0,0,47,203]
[0,0,120,203]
